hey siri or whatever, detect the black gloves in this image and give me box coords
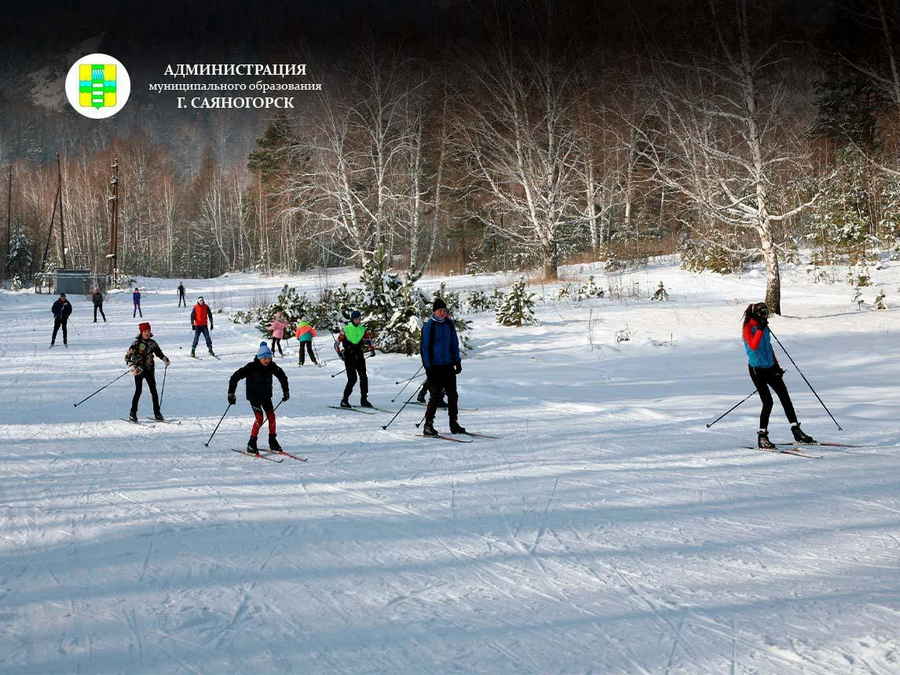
[227,393,236,405]
[282,393,290,402]
[453,362,462,374]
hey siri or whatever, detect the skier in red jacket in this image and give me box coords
[190,296,216,358]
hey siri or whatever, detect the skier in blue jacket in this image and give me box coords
[420,297,465,436]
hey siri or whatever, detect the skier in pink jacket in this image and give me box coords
[268,312,288,357]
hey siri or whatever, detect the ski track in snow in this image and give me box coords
[1,264,900,673]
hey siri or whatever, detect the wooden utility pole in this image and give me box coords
[5,165,10,277]
[108,157,119,279]
[57,153,66,268]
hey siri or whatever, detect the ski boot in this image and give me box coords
[757,430,776,449]
[129,411,139,423]
[359,398,374,409]
[269,434,283,453]
[422,421,439,437]
[340,399,352,409]
[449,420,467,434]
[417,389,427,404]
[246,436,259,455]
[191,348,196,358]
[154,411,165,422]
[208,349,216,357]
[791,423,816,444]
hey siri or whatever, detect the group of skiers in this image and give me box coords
[222,298,466,454]
[265,311,320,365]
[57,279,816,451]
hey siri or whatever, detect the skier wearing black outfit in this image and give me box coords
[50,293,72,347]
[420,298,465,436]
[228,342,290,454]
[177,282,186,307]
[125,321,170,422]
[337,311,375,408]
[742,302,815,448]
[92,288,106,322]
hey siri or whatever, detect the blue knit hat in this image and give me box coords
[256,341,273,359]
[350,310,362,320]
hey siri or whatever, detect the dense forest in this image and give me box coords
[1,0,898,311]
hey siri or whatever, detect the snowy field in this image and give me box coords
[1,259,899,674]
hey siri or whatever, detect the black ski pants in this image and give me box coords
[418,378,445,403]
[342,353,368,401]
[133,302,142,318]
[424,365,459,423]
[178,293,186,307]
[270,337,284,356]
[93,303,106,322]
[51,318,68,345]
[748,365,798,430]
[299,341,316,365]
[131,369,161,416]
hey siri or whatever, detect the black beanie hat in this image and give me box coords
[433,297,447,311]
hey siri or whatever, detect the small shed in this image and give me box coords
[54,269,92,295]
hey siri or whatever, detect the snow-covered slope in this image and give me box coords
[1,260,899,674]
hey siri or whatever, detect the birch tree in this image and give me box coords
[632,0,821,313]
[457,48,579,279]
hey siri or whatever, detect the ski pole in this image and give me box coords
[415,411,426,429]
[330,351,374,378]
[381,388,420,431]
[394,364,424,386]
[73,369,130,407]
[705,389,757,428]
[769,330,843,430]
[159,363,169,407]
[204,403,232,447]
[392,369,425,402]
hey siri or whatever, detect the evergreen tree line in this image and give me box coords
[2,0,898,312]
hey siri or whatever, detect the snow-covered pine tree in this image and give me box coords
[874,290,887,310]
[6,230,32,279]
[651,281,669,301]
[465,289,495,313]
[496,278,536,326]
[574,275,604,301]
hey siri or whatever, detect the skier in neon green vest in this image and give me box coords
[337,310,375,408]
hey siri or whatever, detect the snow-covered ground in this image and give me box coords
[2,259,899,674]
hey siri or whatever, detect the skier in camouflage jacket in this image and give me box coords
[125,322,170,422]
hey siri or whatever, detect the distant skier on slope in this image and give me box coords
[177,282,186,308]
[227,342,290,454]
[125,321,170,422]
[420,298,465,437]
[742,302,815,448]
[132,287,142,318]
[295,319,318,366]
[190,296,216,357]
[91,286,107,323]
[50,292,72,347]
[336,310,374,408]
[268,311,288,357]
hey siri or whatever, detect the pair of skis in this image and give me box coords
[747,441,858,459]
[420,431,499,443]
[328,405,392,415]
[122,417,181,426]
[231,448,308,463]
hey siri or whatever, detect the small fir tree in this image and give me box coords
[496,278,536,326]
[651,281,669,301]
